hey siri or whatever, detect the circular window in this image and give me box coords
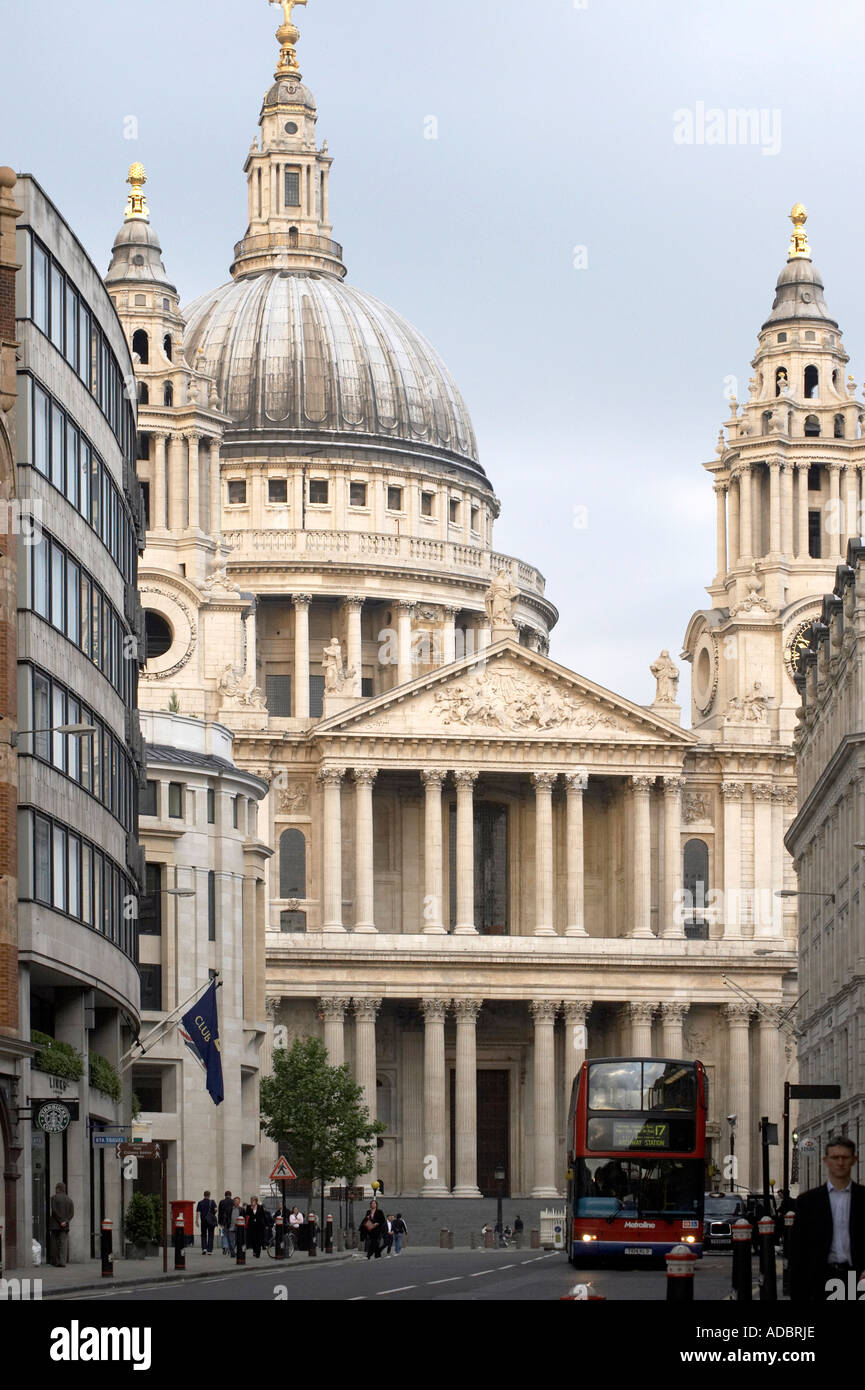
[693,635,718,715]
[145,610,173,661]
[696,646,711,696]
[133,254,145,266]
[285,121,299,134]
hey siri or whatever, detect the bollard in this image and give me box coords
[530,1229,540,1249]
[274,1214,285,1260]
[782,1209,795,1296]
[483,1228,494,1249]
[758,1216,777,1301]
[235,1214,246,1266]
[101,1219,114,1278]
[731,1219,752,1301]
[307,1217,317,1256]
[665,1244,696,1302]
[325,1216,333,1254]
[174,1211,186,1270]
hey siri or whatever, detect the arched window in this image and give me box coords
[163,381,173,407]
[833,369,841,390]
[775,367,788,396]
[761,410,773,435]
[804,365,819,399]
[163,334,172,362]
[804,414,820,437]
[138,382,149,405]
[683,839,709,941]
[279,828,306,899]
[289,226,299,248]
[132,329,149,364]
[834,414,845,438]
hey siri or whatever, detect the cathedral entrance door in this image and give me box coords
[450,1069,510,1196]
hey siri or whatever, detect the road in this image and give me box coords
[56,1250,737,1302]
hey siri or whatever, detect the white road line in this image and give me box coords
[427,1277,463,1285]
[521,1260,532,1265]
[348,1295,367,1300]
[376,1285,416,1295]
[499,1264,515,1270]
[470,1269,495,1277]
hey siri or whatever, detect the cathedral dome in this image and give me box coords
[182,270,482,474]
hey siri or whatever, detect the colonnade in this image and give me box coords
[146,431,220,535]
[715,460,863,574]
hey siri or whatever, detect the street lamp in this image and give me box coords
[8,722,97,747]
[775,889,835,905]
[495,1161,505,1242]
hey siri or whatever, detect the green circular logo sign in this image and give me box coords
[36,1102,71,1133]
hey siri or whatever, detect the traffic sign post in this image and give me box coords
[782,1082,841,1197]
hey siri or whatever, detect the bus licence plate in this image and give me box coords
[624,1247,652,1255]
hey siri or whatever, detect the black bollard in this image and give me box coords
[782,1209,795,1296]
[274,1214,285,1260]
[666,1244,696,1301]
[101,1219,114,1278]
[758,1215,777,1301]
[174,1211,186,1270]
[235,1214,246,1266]
[325,1215,333,1254]
[307,1215,317,1256]
[732,1219,752,1301]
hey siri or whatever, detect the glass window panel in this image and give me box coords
[80,572,90,655]
[111,738,119,815]
[93,851,102,931]
[66,422,79,506]
[51,544,65,630]
[91,586,101,667]
[279,829,306,899]
[206,787,215,823]
[17,808,33,900]
[79,708,92,791]
[265,675,291,717]
[102,596,110,672]
[102,472,110,545]
[68,835,80,918]
[168,783,183,818]
[67,696,80,781]
[33,241,48,331]
[588,1062,644,1112]
[90,454,100,530]
[78,303,90,383]
[50,263,65,350]
[33,385,49,475]
[34,814,51,902]
[140,780,158,816]
[32,534,49,617]
[52,684,66,770]
[81,841,92,923]
[32,670,50,761]
[65,284,78,367]
[104,862,113,938]
[308,674,325,719]
[66,558,79,643]
[208,870,216,941]
[50,403,65,491]
[53,825,66,910]
[80,439,90,519]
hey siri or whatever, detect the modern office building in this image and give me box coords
[12,172,145,1262]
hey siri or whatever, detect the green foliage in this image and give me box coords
[89,1053,122,1103]
[124,1192,156,1248]
[259,1037,384,1187]
[131,1092,142,1121]
[31,1030,84,1081]
[167,692,180,713]
[150,1194,163,1243]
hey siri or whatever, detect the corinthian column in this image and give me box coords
[168,433,186,532]
[563,1000,591,1125]
[739,463,753,561]
[723,1003,753,1190]
[796,463,809,558]
[659,1001,689,1057]
[768,459,781,556]
[532,772,557,936]
[422,998,450,1196]
[354,997,381,1192]
[661,776,684,939]
[187,433,200,532]
[293,594,312,718]
[722,782,744,939]
[343,596,363,699]
[209,438,221,536]
[452,999,482,1197]
[152,433,167,531]
[625,1001,656,1055]
[397,601,415,685]
[318,767,346,932]
[564,772,588,936]
[453,770,478,935]
[353,768,378,933]
[715,483,727,577]
[319,996,347,1067]
[420,770,446,934]
[441,605,458,665]
[629,776,654,938]
[530,1000,559,1198]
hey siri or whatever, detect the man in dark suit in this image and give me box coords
[790,1137,865,1301]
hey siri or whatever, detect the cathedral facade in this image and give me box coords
[110,7,846,1200]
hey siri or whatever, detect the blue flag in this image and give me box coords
[180,982,224,1106]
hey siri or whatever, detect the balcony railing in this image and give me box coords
[232,231,344,262]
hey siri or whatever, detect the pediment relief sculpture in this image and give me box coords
[432,669,621,734]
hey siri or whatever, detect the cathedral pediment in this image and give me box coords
[314,642,696,744]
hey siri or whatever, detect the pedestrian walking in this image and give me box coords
[392,1213,407,1255]
[383,1215,394,1256]
[361,1199,386,1259]
[195,1190,217,1254]
[49,1182,74,1267]
[245,1196,268,1258]
[288,1205,304,1251]
[790,1136,865,1301]
[218,1190,234,1256]
[513,1215,524,1236]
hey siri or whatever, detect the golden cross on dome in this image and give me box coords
[271,0,307,24]
[269,0,308,77]
[788,202,811,260]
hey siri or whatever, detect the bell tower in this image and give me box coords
[682,206,864,743]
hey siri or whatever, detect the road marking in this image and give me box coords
[348,1295,367,1300]
[499,1264,515,1270]
[428,1277,463,1285]
[376,1285,416,1295]
[470,1269,495,1277]
[521,1260,532,1265]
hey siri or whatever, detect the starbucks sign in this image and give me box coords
[34,1102,72,1133]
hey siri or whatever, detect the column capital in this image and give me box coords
[713,481,728,496]
[421,997,450,1022]
[722,1001,753,1025]
[756,1010,779,1032]
[352,997,382,1022]
[529,999,558,1024]
[630,775,655,794]
[318,997,349,1020]
[453,769,479,789]
[341,594,365,612]
[721,781,745,800]
[396,599,417,614]
[420,768,446,790]
[439,602,460,617]
[659,1001,689,1023]
[625,1001,657,1024]
[564,770,589,793]
[751,783,773,800]
[452,998,482,1023]
[531,770,558,792]
[265,996,282,1019]
[662,775,684,793]
[292,592,313,608]
[563,999,592,1024]
[353,767,378,788]
[318,766,346,788]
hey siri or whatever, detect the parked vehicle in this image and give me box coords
[702,1192,746,1251]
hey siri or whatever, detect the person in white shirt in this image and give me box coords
[790,1137,864,1300]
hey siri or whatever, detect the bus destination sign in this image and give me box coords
[613,1120,670,1149]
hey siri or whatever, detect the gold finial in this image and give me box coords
[125,163,149,221]
[269,0,307,79]
[788,202,811,259]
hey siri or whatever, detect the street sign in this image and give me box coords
[269,1156,297,1181]
[788,1084,841,1100]
[116,1142,161,1159]
[93,1134,127,1146]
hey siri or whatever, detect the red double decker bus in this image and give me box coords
[566,1057,707,1262]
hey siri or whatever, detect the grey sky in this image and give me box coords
[3,0,863,716]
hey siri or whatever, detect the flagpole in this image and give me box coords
[119,973,222,1073]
